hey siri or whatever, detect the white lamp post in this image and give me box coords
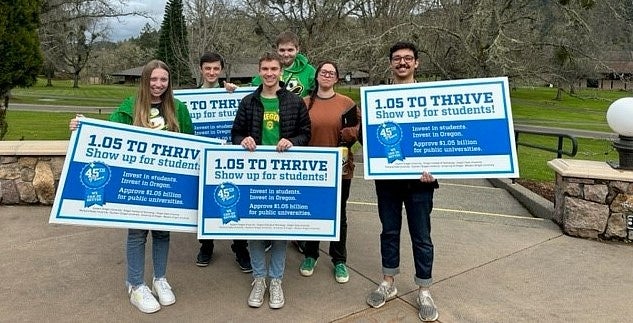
[607,97,633,170]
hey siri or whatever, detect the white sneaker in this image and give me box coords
[269,278,285,309]
[248,277,266,308]
[152,277,176,306]
[129,285,160,313]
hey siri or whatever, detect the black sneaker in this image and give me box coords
[236,255,253,273]
[196,250,212,267]
[292,240,306,254]
[264,241,272,252]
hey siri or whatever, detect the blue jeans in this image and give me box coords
[304,179,351,264]
[248,240,287,279]
[126,229,170,287]
[375,179,436,287]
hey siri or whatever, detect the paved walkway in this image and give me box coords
[1,170,631,322]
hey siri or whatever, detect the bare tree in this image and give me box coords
[338,0,440,83]
[237,0,366,68]
[39,0,146,87]
[184,0,264,84]
[87,41,146,84]
[50,0,633,93]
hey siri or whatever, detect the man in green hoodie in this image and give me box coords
[251,31,316,97]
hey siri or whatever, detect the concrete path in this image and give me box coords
[1,169,631,322]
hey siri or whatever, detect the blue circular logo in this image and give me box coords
[376,122,402,146]
[80,162,111,189]
[214,182,240,208]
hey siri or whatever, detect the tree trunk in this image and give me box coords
[73,72,80,88]
[0,87,9,140]
[555,87,563,100]
[45,67,54,87]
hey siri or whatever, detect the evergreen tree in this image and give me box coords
[133,23,160,64]
[156,0,192,87]
[0,0,43,139]
[135,23,159,51]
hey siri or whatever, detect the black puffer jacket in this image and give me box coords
[231,84,311,146]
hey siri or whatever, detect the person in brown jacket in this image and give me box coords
[299,60,360,283]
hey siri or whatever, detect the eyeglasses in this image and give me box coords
[391,55,415,63]
[318,70,337,78]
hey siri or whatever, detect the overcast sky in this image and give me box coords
[106,0,167,41]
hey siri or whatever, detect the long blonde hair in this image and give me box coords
[133,60,180,132]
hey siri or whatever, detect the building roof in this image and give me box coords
[111,66,143,77]
[110,64,370,80]
[221,63,258,79]
[596,51,633,74]
[341,71,369,79]
[110,64,259,79]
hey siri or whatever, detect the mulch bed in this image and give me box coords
[515,179,555,203]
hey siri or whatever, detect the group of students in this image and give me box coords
[69,31,439,322]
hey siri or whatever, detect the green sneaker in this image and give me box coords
[334,263,349,283]
[300,257,317,276]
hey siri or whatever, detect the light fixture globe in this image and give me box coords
[607,98,633,136]
[607,98,633,170]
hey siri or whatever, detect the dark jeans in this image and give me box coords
[198,239,249,258]
[304,179,351,264]
[375,179,436,287]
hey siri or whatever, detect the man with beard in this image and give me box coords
[365,41,440,322]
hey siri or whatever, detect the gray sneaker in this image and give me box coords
[417,290,439,321]
[248,278,266,308]
[269,278,285,309]
[366,281,397,308]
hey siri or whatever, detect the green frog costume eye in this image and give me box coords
[285,79,303,95]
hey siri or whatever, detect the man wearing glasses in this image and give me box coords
[365,41,440,322]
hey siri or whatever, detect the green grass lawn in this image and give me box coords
[5,111,109,140]
[4,80,628,182]
[516,134,618,181]
[10,78,137,107]
[509,87,616,132]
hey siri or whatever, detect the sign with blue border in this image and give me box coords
[49,118,224,232]
[198,145,342,241]
[174,87,257,141]
[361,77,519,179]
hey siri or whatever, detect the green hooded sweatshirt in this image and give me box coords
[251,53,316,97]
[109,96,194,135]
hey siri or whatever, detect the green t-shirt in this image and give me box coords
[261,96,280,145]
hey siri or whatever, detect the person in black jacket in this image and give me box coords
[231,52,311,310]
[195,52,251,272]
